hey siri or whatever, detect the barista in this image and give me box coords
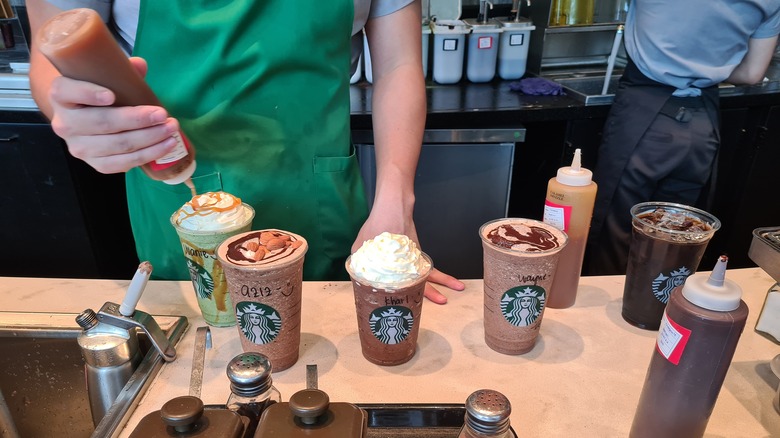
[586,0,780,275]
[27,0,465,303]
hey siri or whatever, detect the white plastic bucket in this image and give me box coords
[465,24,501,83]
[496,21,535,81]
[432,20,468,85]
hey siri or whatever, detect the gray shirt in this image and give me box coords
[625,0,780,96]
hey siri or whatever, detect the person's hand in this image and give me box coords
[47,57,182,174]
[352,211,465,305]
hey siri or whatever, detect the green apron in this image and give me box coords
[127,0,368,281]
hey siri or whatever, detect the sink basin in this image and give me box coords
[553,75,621,105]
[0,311,187,438]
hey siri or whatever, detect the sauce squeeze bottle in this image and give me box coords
[36,8,196,188]
[630,255,748,438]
[542,148,597,308]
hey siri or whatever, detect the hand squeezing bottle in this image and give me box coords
[36,8,196,186]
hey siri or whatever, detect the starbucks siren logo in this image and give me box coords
[369,306,414,344]
[652,267,692,304]
[235,302,281,345]
[501,285,546,327]
[186,259,213,299]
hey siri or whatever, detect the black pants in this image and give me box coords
[586,95,719,276]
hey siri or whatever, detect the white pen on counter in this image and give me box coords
[119,261,153,317]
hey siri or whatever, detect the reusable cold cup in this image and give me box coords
[217,229,308,372]
[171,196,254,327]
[346,251,432,366]
[622,202,720,330]
[479,218,568,355]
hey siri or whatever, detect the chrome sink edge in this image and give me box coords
[97,314,189,438]
[0,311,189,438]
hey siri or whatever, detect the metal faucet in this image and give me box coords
[76,262,177,426]
[478,0,494,24]
[510,0,531,22]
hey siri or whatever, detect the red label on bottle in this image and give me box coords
[655,312,691,365]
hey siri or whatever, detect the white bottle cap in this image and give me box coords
[681,255,743,312]
[556,149,593,187]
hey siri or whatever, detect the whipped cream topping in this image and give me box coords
[173,191,253,232]
[349,232,431,286]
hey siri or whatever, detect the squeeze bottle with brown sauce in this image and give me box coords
[36,8,197,186]
[542,148,597,308]
[630,255,748,438]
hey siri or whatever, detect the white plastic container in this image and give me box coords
[464,18,501,83]
[495,17,535,81]
[422,22,431,78]
[432,20,468,84]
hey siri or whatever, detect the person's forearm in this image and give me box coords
[727,36,777,85]
[365,1,425,216]
[370,64,425,212]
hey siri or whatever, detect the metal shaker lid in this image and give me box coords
[226,352,274,397]
[464,389,512,434]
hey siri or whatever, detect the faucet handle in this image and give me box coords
[119,261,153,316]
[98,302,177,362]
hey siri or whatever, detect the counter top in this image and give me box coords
[1,268,778,437]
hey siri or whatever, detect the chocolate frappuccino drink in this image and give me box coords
[217,229,307,372]
[171,191,255,327]
[479,218,568,355]
[346,232,432,366]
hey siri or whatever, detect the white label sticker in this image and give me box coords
[443,39,458,51]
[478,36,493,49]
[155,131,189,164]
[509,33,525,46]
[543,204,566,231]
[656,313,682,359]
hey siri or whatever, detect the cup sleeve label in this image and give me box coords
[656,312,691,365]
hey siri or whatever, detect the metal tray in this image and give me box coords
[748,227,780,283]
[358,404,518,437]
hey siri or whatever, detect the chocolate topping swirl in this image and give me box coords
[487,224,562,252]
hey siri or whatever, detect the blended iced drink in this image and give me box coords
[217,229,307,372]
[622,202,720,330]
[346,232,432,366]
[479,218,568,355]
[171,191,254,327]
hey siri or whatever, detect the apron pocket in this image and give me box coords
[312,153,368,279]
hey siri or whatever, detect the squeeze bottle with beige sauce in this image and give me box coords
[36,8,197,187]
[542,148,597,308]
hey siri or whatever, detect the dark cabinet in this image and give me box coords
[704,105,780,269]
[0,119,137,279]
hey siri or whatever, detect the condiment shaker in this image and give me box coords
[225,352,281,436]
[458,389,513,438]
